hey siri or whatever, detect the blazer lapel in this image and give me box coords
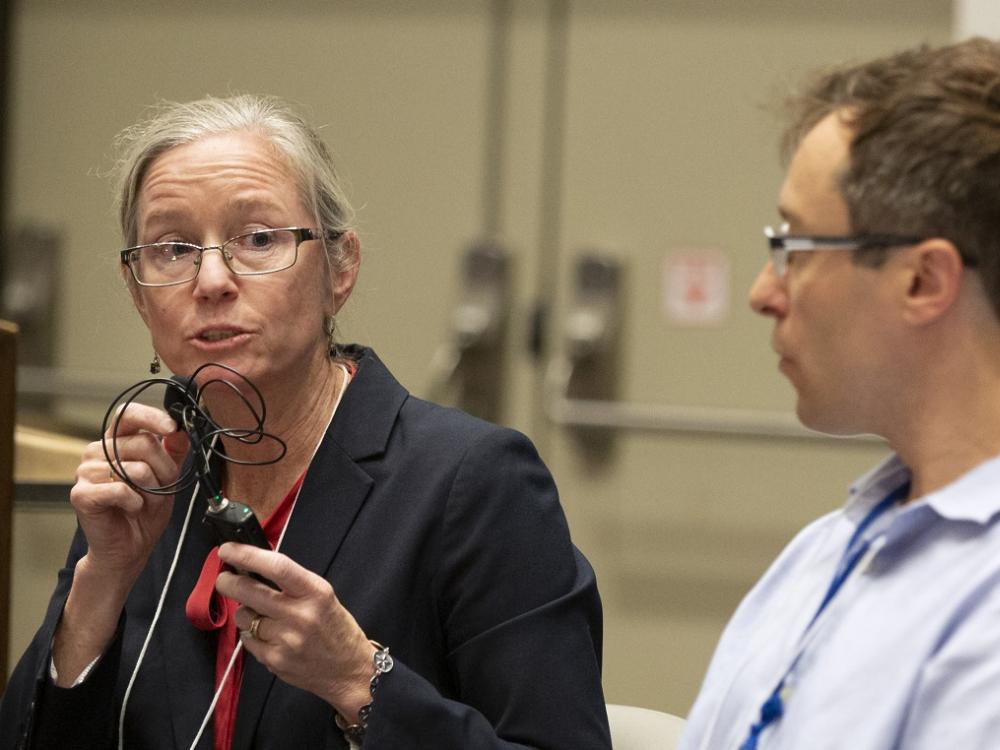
[281,347,408,580]
[231,348,407,749]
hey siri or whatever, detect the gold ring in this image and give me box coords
[109,468,117,482]
[247,612,265,641]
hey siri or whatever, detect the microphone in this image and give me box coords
[163,372,278,587]
[164,375,221,501]
[163,375,194,424]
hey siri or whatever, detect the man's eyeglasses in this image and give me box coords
[120,227,342,287]
[763,223,925,277]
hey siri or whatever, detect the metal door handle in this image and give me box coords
[426,240,511,421]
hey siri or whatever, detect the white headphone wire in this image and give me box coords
[117,480,200,750]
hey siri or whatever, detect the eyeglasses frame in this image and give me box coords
[120,226,344,287]
[763,223,935,277]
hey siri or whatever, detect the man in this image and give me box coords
[679,38,1000,749]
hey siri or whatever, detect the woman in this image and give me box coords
[0,95,610,749]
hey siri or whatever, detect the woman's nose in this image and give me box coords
[192,246,238,296]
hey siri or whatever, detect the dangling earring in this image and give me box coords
[149,351,161,375]
[323,314,337,352]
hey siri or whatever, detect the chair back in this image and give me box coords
[607,703,686,750]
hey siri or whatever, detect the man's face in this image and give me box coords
[749,112,897,435]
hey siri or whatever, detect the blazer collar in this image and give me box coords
[323,346,409,461]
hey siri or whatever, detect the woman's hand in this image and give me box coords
[52,404,189,686]
[215,543,377,721]
[71,403,189,582]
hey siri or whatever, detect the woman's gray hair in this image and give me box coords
[113,94,357,274]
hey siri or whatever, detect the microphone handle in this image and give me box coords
[203,499,280,589]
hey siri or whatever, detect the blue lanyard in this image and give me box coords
[738,482,910,750]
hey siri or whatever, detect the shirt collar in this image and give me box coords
[846,452,1000,525]
[845,454,910,524]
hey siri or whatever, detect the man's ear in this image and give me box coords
[331,231,361,312]
[900,239,965,326]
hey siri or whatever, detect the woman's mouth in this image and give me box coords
[199,330,241,342]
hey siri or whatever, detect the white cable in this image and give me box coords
[187,638,244,749]
[118,483,200,750]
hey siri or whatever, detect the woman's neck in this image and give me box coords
[206,357,347,517]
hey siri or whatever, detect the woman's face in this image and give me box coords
[130,131,353,395]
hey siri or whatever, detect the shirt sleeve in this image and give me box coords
[30,628,124,750]
[49,652,102,686]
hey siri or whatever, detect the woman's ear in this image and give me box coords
[331,231,361,312]
[900,239,965,326]
[123,268,153,326]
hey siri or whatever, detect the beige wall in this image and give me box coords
[7,0,952,717]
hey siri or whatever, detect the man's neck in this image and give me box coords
[888,376,1000,501]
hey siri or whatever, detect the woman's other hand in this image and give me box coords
[215,543,377,722]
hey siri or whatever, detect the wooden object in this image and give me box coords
[0,319,18,689]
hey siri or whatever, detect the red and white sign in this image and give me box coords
[663,248,730,326]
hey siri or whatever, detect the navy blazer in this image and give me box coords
[0,348,611,749]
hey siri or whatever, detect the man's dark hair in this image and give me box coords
[784,37,1000,318]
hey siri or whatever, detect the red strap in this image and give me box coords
[185,547,227,631]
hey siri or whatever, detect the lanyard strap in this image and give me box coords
[738,481,910,750]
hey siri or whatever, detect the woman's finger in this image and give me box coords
[105,402,177,439]
[216,544,316,598]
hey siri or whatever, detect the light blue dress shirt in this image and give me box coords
[679,453,1000,750]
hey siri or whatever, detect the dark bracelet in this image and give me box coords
[335,641,394,746]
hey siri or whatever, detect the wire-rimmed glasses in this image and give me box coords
[763,223,926,277]
[120,227,342,287]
